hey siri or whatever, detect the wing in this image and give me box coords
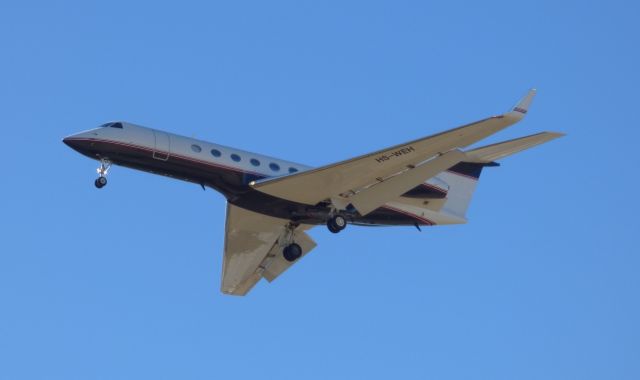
[221,203,316,296]
[251,89,536,214]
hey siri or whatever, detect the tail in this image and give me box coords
[394,88,563,224]
[440,131,564,218]
[436,162,489,218]
[438,88,563,219]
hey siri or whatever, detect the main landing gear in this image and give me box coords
[283,243,302,262]
[281,214,347,262]
[281,223,303,262]
[327,215,347,234]
[94,158,111,189]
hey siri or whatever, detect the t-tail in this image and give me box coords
[437,89,564,220]
[437,161,495,219]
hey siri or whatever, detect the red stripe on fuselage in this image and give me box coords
[381,205,436,226]
[65,137,267,178]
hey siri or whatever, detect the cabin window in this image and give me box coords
[250,158,260,167]
[231,153,241,162]
[191,144,202,153]
[269,163,280,172]
[210,149,221,157]
[288,167,298,174]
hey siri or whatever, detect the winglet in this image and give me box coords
[512,88,536,115]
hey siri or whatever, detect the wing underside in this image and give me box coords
[221,203,316,296]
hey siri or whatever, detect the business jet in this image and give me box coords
[63,89,562,295]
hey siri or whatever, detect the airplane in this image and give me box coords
[63,89,563,295]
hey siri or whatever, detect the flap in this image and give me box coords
[262,230,316,282]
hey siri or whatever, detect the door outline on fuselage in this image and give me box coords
[152,130,170,161]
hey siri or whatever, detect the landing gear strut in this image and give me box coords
[94,158,111,189]
[327,215,347,233]
[281,222,303,262]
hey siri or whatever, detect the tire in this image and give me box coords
[327,220,340,233]
[327,215,346,233]
[96,177,107,188]
[283,243,302,262]
[332,215,346,229]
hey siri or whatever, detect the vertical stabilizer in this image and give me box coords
[438,162,489,218]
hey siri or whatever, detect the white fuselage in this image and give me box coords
[65,122,310,179]
[64,121,475,227]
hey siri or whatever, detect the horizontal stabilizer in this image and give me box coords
[466,131,565,162]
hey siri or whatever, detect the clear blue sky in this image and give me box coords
[1,1,638,379]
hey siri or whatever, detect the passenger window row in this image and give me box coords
[191,144,298,173]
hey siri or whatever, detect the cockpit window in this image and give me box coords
[100,122,123,129]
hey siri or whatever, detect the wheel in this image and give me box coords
[327,221,340,233]
[332,215,346,229]
[283,243,302,262]
[94,177,107,188]
[327,215,347,233]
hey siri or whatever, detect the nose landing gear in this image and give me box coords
[94,158,111,189]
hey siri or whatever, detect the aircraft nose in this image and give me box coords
[63,135,81,150]
[63,131,96,153]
